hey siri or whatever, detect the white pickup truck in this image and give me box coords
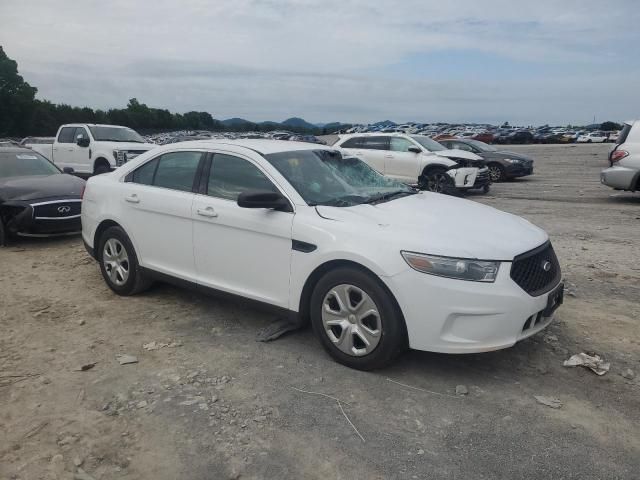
[33,124,157,175]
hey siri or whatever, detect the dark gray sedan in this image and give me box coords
[439,138,534,182]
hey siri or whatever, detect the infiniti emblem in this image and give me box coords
[541,260,552,272]
[57,206,71,214]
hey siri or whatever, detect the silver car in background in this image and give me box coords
[601,120,640,192]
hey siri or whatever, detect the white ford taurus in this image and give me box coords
[81,140,563,370]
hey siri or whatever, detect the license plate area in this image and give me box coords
[543,282,564,317]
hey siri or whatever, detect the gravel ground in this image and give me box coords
[1,143,639,480]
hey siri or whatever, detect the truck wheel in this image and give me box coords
[94,160,111,175]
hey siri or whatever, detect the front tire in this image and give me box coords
[420,167,455,194]
[94,160,111,175]
[310,267,407,370]
[97,226,152,295]
[488,163,505,182]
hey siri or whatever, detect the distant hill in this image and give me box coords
[221,117,253,126]
[281,117,317,130]
[371,120,397,127]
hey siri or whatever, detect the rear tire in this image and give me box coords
[310,267,407,370]
[97,226,152,295]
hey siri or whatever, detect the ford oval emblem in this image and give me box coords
[541,260,552,272]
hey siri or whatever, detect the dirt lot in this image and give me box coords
[1,143,639,480]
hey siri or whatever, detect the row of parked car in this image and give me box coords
[339,122,621,145]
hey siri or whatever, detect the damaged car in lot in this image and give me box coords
[439,138,534,182]
[333,133,491,194]
[82,140,563,370]
[0,147,85,246]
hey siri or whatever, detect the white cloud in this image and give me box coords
[1,0,638,124]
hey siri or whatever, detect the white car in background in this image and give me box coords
[577,132,608,143]
[82,140,563,370]
[334,133,491,193]
[601,120,640,192]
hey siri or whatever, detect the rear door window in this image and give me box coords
[361,136,390,151]
[152,151,203,192]
[340,137,363,148]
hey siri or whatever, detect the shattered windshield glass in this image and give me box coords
[265,150,416,207]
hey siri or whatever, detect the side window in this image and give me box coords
[57,127,76,143]
[390,137,415,152]
[207,154,277,201]
[74,127,89,141]
[128,158,159,185]
[453,142,473,152]
[153,151,202,192]
[361,136,389,151]
[340,138,362,149]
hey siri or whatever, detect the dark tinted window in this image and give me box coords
[57,127,77,143]
[129,158,159,185]
[153,152,202,192]
[341,138,363,148]
[208,154,277,201]
[361,136,389,151]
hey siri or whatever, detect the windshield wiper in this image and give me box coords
[363,190,417,205]
[311,195,368,207]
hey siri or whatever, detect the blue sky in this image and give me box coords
[1,0,639,125]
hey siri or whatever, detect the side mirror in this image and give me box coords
[62,167,75,174]
[408,147,421,154]
[77,136,90,147]
[237,191,292,212]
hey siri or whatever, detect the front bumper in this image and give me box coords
[505,162,534,178]
[385,264,562,353]
[600,165,638,191]
[4,198,82,236]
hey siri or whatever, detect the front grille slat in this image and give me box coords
[510,242,561,296]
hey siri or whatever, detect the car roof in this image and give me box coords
[159,139,335,155]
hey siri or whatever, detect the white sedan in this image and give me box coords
[81,140,564,370]
[577,132,608,143]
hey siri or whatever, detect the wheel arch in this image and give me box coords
[297,259,407,338]
[93,156,111,173]
[93,219,123,260]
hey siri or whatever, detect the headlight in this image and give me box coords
[504,158,522,164]
[401,251,500,282]
[113,150,127,166]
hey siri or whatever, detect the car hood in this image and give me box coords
[0,174,85,202]
[97,141,157,151]
[482,151,533,161]
[315,193,547,260]
[434,149,483,161]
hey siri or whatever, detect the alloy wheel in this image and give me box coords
[488,165,503,182]
[321,284,382,356]
[427,172,450,193]
[103,238,130,286]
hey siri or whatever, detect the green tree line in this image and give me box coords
[0,46,336,137]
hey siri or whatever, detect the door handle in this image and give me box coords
[125,194,140,204]
[384,154,394,158]
[197,207,218,218]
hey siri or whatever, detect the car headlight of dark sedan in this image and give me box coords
[504,158,523,164]
[401,251,500,282]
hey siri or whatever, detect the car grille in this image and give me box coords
[454,158,486,168]
[510,242,561,296]
[32,200,82,220]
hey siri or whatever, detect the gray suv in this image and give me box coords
[601,120,640,192]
